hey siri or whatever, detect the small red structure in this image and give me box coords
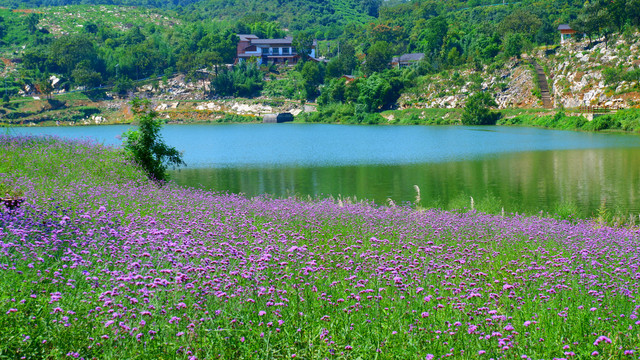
[558,24,577,44]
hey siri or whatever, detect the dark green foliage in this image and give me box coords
[325,42,358,79]
[292,31,315,61]
[49,35,101,76]
[461,91,500,125]
[363,41,392,75]
[357,73,391,112]
[503,33,524,58]
[113,77,134,96]
[211,61,263,97]
[72,64,102,88]
[300,61,324,99]
[318,78,348,106]
[122,98,184,182]
[498,9,542,37]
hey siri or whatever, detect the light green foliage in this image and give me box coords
[357,73,391,112]
[262,72,305,99]
[121,98,184,182]
[503,32,524,58]
[461,91,500,125]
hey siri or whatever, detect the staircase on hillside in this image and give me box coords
[530,60,552,109]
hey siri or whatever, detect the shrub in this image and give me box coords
[121,98,184,182]
[461,92,500,125]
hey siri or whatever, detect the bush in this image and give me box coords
[461,92,500,125]
[122,98,185,182]
[212,62,263,98]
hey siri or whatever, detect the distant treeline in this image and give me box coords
[1,0,639,119]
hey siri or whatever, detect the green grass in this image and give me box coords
[499,109,640,133]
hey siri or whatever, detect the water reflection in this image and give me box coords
[171,148,640,215]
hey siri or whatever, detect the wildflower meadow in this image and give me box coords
[1,135,639,359]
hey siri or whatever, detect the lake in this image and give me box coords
[12,123,640,215]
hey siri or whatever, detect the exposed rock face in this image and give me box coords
[542,34,640,108]
[400,33,640,110]
[399,61,541,110]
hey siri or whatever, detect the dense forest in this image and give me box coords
[1,0,638,120]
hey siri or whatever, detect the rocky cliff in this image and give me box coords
[400,32,640,111]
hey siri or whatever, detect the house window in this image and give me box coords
[282,47,290,55]
[262,47,269,54]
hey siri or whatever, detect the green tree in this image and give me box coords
[197,29,239,65]
[573,0,616,45]
[292,31,315,62]
[49,35,98,76]
[0,16,5,39]
[461,92,500,125]
[325,42,358,79]
[499,9,542,37]
[534,21,556,45]
[37,73,53,99]
[363,41,392,75]
[503,33,524,58]
[24,13,39,35]
[122,98,184,182]
[212,62,263,97]
[301,61,323,99]
[72,63,102,88]
[84,22,99,34]
[415,16,448,56]
[357,73,391,112]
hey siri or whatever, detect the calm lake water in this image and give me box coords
[12,123,640,214]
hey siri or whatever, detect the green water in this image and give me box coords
[171,148,640,215]
[13,123,640,214]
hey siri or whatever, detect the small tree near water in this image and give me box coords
[461,92,500,125]
[122,98,184,182]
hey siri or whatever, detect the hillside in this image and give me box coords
[396,32,640,113]
[0,0,378,38]
[542,35,640,108]
[38,5,182,36]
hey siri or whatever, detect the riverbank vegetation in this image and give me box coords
[500,109,640,133]
[2,135,640,358]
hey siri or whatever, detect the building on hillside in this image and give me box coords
[558,24,577,44]
[236,34,316,65]
[391,53,425,68]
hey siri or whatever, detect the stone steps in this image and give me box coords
[530,60,552,109]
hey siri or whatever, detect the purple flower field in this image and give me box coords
[1,135,640,359]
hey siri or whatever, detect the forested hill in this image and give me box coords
[0,0,194,8]
[0,0,380,34]
[186,0,380,33]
